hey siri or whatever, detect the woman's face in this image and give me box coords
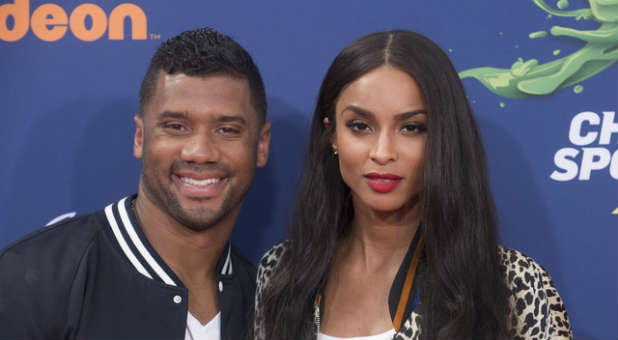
[331,66,427,213]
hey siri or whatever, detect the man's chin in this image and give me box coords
[172,206,227,232]
[182,222,217,232]
[164,187,241,231]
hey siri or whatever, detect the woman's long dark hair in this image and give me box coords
[259,30,511,339]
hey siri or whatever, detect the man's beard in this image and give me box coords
[140,161,245,231]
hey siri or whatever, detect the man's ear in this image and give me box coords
[256,121,271,168]
[133,114,144,159]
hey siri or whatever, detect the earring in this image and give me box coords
[332,145,338,155]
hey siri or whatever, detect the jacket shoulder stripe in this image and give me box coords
[221,245,232,275]
[117,197,177,286]
[104,203,153,279]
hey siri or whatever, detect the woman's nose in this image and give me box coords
[369,131,397,165]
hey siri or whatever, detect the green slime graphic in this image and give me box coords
[530,30,548,38]
[459,0,618,98]
[557,0,570,10]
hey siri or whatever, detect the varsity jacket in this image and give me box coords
[254,239,573,340]
[0,195,256,339]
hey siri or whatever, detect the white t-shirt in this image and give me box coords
[317,328,396,340]
[185,312,221,340]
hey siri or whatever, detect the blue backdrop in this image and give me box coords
[1,0,616,338]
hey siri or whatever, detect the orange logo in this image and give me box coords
[0,0,147,42]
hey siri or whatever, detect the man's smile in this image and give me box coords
[172,173,228,198]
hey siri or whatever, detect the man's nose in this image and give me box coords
[180,132,221,164]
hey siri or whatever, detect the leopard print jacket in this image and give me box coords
[254,243,572,340]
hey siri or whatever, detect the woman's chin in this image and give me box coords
[365,201,407,214]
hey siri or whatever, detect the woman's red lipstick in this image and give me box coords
[364,172,402,193]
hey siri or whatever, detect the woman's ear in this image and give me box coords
[323,117,338,155]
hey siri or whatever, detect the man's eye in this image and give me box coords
[345,120,371,133]
[217,126,241,135]
[164,123,186,131]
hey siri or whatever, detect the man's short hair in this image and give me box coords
[139,27,267,124]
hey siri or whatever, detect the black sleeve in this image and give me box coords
[0,218,99,339]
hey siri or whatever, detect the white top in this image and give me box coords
[185,312,221,340]
[318,328,396,340]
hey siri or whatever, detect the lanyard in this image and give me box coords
[393,235,423,332]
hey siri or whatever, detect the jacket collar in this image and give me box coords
[102,195,234,287]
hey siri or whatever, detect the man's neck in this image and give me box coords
[132,194,234,285]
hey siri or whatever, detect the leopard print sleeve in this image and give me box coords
[499,247,572,340]
[253,242,287,339]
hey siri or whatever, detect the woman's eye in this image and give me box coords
[346,120,371,133]
[401,123,426,135]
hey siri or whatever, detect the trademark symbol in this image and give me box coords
[150,33,161,40]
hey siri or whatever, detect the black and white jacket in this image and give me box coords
[254,242,573,340]
[0,195,256,339]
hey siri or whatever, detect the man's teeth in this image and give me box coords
[180,177,221,186]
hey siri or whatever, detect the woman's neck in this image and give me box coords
[340,196,420,272]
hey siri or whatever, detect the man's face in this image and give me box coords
[134,72,270,231]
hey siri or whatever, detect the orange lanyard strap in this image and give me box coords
[392,235,424,332]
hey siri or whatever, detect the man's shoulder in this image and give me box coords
[0,211,106,274]
[230,244,257,280]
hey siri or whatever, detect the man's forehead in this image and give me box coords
[156,71,249,96]
[145,71,256,120]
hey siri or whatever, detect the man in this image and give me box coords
[0,27,270,339]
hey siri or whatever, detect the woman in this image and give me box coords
[254,30,571,340]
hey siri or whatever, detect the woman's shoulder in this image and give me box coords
[254,242,289,338]
[497,246,572,339]
[257,241,288,287]
[498,246,551,286]
[497,246,562,300]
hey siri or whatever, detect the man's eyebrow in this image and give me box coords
[217,115,247,125]
[340,106,427,120]
[156,112,248,125]
[158,111,188,120]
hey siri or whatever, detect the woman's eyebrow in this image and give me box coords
[394,109,427,120]
[340,105,373,118]
[340,106,427,120]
